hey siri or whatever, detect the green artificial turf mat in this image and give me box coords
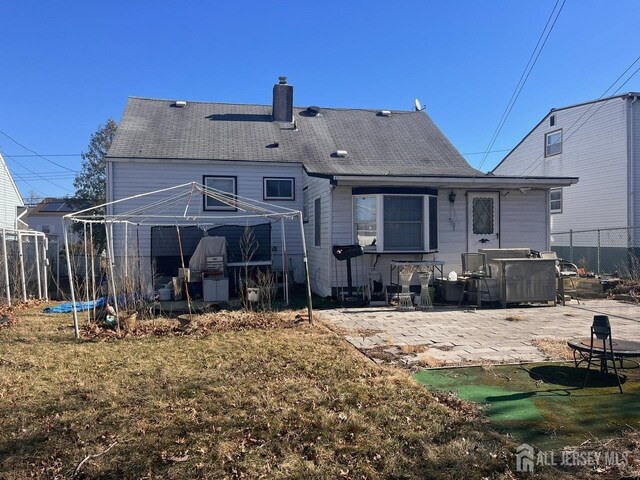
[414,363,640,449]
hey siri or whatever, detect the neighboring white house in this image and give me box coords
[106,78,577,297]
[492,92,640,234]
[0,152,25,230]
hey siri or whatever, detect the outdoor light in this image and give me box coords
[448,191,456,204]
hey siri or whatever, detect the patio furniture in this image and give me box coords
[332,244,365,306]
[389,260,445,303]
[366,268,388,306]
[416,271,434,311]
[397,268,415,311]
[458,253,492,309]
[540,251,580,305]
[579,315,624,393]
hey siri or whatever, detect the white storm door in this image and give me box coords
[467,192,500,251]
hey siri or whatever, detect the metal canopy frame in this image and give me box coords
[63,182,313,338]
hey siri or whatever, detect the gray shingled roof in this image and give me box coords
[107,97,484,177]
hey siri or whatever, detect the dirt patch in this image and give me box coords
[400,344,428,354]
[416,352,447,368]
[505,315,525,322]
[532,337,574,361]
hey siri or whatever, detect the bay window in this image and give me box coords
[352,189,438,252]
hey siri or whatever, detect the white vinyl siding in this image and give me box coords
[0,154,24,229]
[302,174,332,296]
[108,159,305,283]
[494,98,628,232]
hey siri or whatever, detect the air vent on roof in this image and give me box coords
[378,110,392,116]
[307,106,322,116]
[334,150,348,158]
[174,101,187,108]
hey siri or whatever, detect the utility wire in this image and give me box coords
[476,0,566,173]
[0,129,78,172]
[3,153,74,192]
[2,153,82,158]
[518,57,640,177]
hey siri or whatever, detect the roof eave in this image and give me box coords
[330,174,578,188]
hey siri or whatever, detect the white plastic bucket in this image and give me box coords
[158,288,172,301]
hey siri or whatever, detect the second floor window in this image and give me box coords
[545,130,562,157]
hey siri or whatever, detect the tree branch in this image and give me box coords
[73,441,118,478]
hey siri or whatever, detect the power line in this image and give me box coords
[0,129,78,172]
[3,153,82,158]
[462,149,511,156]
[3,154,74,192]
[518,57,640,177]
[476,0,566,173]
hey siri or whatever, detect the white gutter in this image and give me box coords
[332,175,578,189]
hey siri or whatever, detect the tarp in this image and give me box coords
[43,297,106,314]
[189,236,227,271]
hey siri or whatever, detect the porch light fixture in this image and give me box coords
[448,191,456,204]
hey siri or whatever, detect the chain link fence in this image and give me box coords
[550,227,640,277]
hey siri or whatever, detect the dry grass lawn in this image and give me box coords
[0,307,568,479]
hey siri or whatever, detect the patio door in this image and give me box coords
[467,192,500,251]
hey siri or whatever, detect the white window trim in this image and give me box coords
[352,193,436,253]
[203,175,237,211]
[545,129,563,157]
[550,188,562,214]
[263,177,295,201]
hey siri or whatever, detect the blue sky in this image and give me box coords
[1,0,639,199]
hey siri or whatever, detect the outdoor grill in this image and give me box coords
[332,244,364,304]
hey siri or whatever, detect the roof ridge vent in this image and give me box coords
[174,100,187,108]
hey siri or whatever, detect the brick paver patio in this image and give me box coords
[319,299,640,366]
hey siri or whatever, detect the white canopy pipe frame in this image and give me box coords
[0,228,48,307]
[17,231,27,302]
[63,218,80,338]
[42,235,49,301]
[1,228,11,306]
[63,182,314,336]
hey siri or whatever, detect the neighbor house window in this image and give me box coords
[352,190,437,252]
[550,188,562,214]
[353,195,377,250]
[314,198,321,246]
[302,187,309,222]
[41,225,51,234]
[263,177,294,200]
[545,130,562,156]
[203,176,237,211]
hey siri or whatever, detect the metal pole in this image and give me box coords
[42,235,49,301]
[83,223,90,324]
[124,221,129,278]
[597,229,601,276]
[89,223,97,321]
[34,235,42,299]
[63,219,80,338]
[298,213,313,323]
[280,220,289,305]
[56,235,60,300]
[1,228,11,306]
[569,229,574,263]
[105,221,121,335]
[17,231,27,302]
